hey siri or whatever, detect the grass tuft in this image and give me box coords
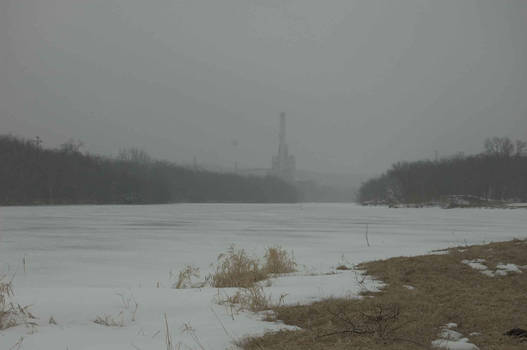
[0,277,37,330]
[209,245,297,289]
[209,246,267,288]
[93,312,125,327]
[219,285,272,313]
[172,265,202,289]
[263,246,296,275]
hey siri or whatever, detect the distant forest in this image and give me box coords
[0,135,299,205]
[359,137,527,205]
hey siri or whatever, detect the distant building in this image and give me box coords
[271,113,296,182]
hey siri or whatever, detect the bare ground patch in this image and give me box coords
[240,239,527,349]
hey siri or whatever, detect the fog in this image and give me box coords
[2,0,526,176]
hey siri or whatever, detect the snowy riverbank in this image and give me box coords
[1,203,526,349]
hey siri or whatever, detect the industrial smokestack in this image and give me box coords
[271,112,296,182]
[280,112,286,147]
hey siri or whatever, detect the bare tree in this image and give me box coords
[60,139,84,154]
[117,148,152,164]
[515,140,527,157]
[484,137,514,157]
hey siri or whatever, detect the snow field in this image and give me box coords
[1,203,526,349]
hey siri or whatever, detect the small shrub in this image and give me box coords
[210,246,267,288]
[336,265,352,271]
[263,246,296,274]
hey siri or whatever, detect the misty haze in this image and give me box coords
[1,1,526,349]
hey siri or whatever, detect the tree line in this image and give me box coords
[358,137,527,205]
[0,135,299,205]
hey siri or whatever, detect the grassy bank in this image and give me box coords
[241,239,527,349]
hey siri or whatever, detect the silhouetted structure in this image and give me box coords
[271,113,296,182]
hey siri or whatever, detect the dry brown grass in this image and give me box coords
[209,246,268,288]
[241,239,527,350]
[219,285,272,313]
[263,246,296,275]
[209,245,297,289]
[211,246,295,316]
[0,277,15,330]
[0,277,37,330]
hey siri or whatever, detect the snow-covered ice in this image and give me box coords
[1,203,526,349]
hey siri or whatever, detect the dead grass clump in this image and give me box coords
[335,254,353,271]
[172,265,202,289]
[0,278,15,329]
[263,246,296,274]
[0,277,37,330]
[0,278,13,307]
[210,246,267,288]
[219,285,271,313]
[241,239,527,350]
[93,292,139,327]
[93,312,125,327]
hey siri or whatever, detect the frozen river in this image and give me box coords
[0,203,526,349]
[1,203,525,288]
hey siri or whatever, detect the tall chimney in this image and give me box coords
[279,112,286,147]
[279,112,287,158]
[271,112,295,181]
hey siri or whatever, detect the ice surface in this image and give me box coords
[1,203,525,349]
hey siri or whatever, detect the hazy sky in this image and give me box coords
[2,0,526,175]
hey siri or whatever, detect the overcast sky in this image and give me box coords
[1,0,526,175]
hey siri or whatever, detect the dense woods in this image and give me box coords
[359,137,527,205]
[0,135,299,205]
